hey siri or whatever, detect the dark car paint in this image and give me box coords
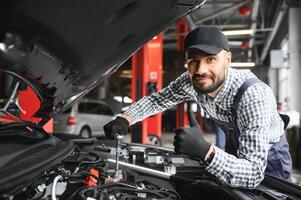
[0,125,74,194]
[0,0,203,196]
[0,0,202,119]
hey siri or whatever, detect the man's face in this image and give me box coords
[185,49,231,94]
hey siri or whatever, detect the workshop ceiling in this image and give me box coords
[164,0,287,64]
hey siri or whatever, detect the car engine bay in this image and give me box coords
[6,135,207,200]
[1,130,301,200]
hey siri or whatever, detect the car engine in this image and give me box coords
[7,136,206,200]
[2,132,301,200]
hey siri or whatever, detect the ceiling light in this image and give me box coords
[228,41,243,46]
[223,29,254,36]
[239,6,251,16]
[230,62,255,67]
[113,96,123,102]
[123,96,132,104]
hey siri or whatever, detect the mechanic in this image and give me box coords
[104,26,292,189]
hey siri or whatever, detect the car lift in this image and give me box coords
[130,18,202,144]
[18,86,53,132]
[176,18,206,132]
[131,33,163,145]
[176,18,189,128]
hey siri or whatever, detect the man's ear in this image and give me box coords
[226,51,232,66]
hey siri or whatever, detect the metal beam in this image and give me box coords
[204,0,244,4]
[184,0,206,30]
[259,0,288,63]
[248,0,260,62]
[215,24,250,29]
[195,0,250,25]
[185,14,197,29]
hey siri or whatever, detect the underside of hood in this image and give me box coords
[0,0,204,118]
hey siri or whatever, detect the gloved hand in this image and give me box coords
[103,117,129,140]
[173,127,211,161]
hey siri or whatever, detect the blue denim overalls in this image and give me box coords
[207,78,292,180]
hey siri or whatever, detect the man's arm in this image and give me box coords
[206,85,282,188]
[104,72,196,139]
[124,72,194,125]
[104,72,194,139]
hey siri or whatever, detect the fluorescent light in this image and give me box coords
[113,96,123,102]
[113,96,132,103]
[223,29,254,36]
[230,62,255,67]
[123,96,132,103]
[191,103,198,112]
[228,41,243,46]
[0,43,6,52]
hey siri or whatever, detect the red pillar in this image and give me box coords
[131,33,163,144]
[176,18,189,128]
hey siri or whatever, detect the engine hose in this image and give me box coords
[51,175,63,200]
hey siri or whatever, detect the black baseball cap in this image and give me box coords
[184,26,229,54]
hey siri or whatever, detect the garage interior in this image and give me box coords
[1,0,301,198]
[84,0,301,184]
[81,0,301,182]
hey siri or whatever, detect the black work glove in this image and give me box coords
[173,127,211,161]
[103,117,129,140]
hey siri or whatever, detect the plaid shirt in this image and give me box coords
[125,68,284,188]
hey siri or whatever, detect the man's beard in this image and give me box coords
[192,72,225,94]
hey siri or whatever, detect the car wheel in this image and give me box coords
[147,134,162,146]
[79,127,91,138]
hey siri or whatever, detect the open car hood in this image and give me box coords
[0,0,204,118]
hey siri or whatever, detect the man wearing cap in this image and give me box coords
[104,26,292,188]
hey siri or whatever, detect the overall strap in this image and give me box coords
[233,78,262,112]
[223,78,262,156]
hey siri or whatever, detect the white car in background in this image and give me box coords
[54,99,114,137]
